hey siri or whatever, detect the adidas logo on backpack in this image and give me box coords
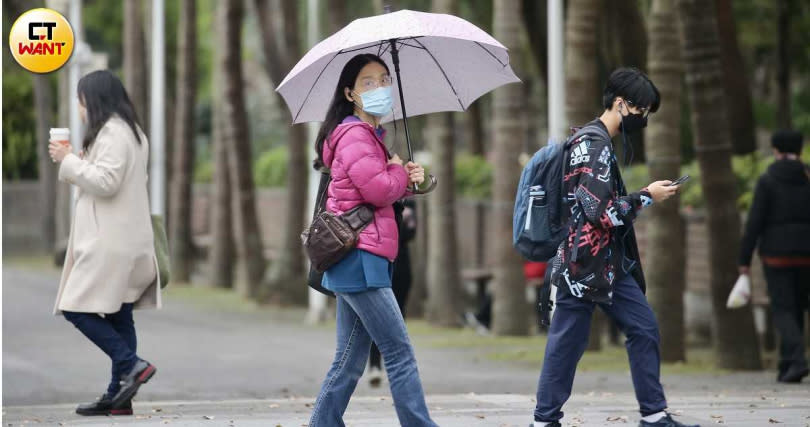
[512,124,611,262]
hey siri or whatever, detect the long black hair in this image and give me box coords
[78,70,143,151]
[313,53,390,170]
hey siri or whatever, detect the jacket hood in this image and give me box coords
[767,159,810,185]
[321,117,387,169]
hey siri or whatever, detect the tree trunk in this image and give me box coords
[269,124,310,304]
[328,0,348,33]
[776,0,792,129]
[466,101,485,155]
[254,0,309,304]
[423,0,463,328]
[522,0,547,85]
[169,0,197,284]
[566,0,604,350]
[33,74,57,251]
[566,0,600,127]
[677,0,762,370]
[210,2,234,289]
[715,0,756,154]
[646,0,686,363]
[491,0,529,336]
[599,0,648,163]
[219,0,266,297]
[210,99,234,288]
[123,0,149,133]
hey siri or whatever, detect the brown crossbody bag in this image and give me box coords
[301,170,375,273]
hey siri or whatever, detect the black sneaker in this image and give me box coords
[111,359,157,408]
[76,394,133,416]
[639,413,699,427]
[529,422,562,427]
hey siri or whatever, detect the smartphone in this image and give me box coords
[668,175,690,186]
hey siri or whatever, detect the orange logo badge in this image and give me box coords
[9,8,75,74]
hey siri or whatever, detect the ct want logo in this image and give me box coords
[9,8,75,73]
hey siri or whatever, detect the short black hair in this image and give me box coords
[602,67,661,113]
[771,130,804,155]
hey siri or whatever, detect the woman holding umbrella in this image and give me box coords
[308,53,437,427]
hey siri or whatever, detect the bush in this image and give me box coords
[617,153,776,211]
[194,160,213,184]
[254,146,288,187]
[454,153,492,199]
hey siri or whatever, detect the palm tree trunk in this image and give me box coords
[646,0,686,363]
[491,0,529,336]
[566,0,605,350]
[715,0,756,154]
[33,74,56,251]
[169,0,197,284]
[677,0,762,370]
[210,99,234,288]
[328,0,348,33]
[219,0,266,297]
[465,101,485,155]
[776,0,792,129]
[123,0,149,133]
[253,0,309,304]
[423,0,463,328]
[210,3,234,289]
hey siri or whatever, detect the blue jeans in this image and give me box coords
[534,275,668,422]
[309,287,437,427]
[63,303,139,396]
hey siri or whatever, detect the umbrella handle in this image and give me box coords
[410,174,438,195]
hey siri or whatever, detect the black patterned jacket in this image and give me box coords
[549,119,652,304]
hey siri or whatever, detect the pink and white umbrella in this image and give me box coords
[277,9,519,145]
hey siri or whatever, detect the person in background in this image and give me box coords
[367,199,418,387]
[739,130,810,384]
[48,70,160,416]
[465,261,548,334]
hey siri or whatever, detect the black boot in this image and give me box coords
[76,394,133,416]
[111,359,157,408]
[779,362,809,383]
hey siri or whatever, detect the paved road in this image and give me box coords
[3,265,809,426]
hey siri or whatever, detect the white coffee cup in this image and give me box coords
[50,128,70,146]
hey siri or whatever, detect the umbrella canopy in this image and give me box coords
[276,9,521,124]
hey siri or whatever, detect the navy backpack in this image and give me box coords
[512,124,610,262]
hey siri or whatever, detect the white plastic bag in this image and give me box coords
[726,274,751,309]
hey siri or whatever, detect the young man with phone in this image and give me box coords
[531,68,696,427]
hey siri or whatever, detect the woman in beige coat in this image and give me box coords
[49,70,159,416]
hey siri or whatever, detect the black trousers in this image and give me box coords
[63,303,138,396]
[763,265,810,373]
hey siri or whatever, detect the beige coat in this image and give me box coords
[53,116,161,315]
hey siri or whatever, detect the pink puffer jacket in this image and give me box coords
[321,116,410,261]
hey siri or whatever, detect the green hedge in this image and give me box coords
[622,153,785,211]
[254,146,288,188]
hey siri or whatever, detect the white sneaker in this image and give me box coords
[465,311,490,335]
[368,367,383,388]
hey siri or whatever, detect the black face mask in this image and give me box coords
[619,111,647,134]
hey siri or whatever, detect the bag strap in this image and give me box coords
[313,169,331,217]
